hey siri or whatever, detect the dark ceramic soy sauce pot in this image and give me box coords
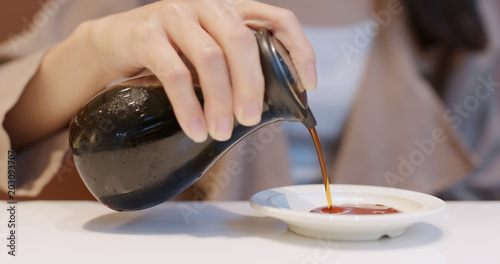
[69,29,316,211]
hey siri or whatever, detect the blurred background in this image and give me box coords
[0,0,48,42]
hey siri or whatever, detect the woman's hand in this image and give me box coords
[83,0,316,142]
[5,0,316,150]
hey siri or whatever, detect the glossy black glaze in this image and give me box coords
[69,29,316,211]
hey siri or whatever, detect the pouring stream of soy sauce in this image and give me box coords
[308,127,332,209]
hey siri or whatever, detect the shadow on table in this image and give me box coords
[80,202,443,250]
[82,203,288,238]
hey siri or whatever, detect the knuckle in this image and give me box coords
[201,0,217,5]
[130,21,157,42]
[158,65,191,85]
[198,45,225,66]
[160,1,188,17]
[227,27,254,44]
[201,0,226,11]
[276,8,298,24]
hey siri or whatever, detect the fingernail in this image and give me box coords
[215,117,233,141]
[242,102,262,126]
[304,63,317,90]
[188,117,207,143]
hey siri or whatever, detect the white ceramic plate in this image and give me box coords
[249,184,445,241]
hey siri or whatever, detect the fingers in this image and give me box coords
[152,0,315,143]
[235,0,317,91]
[196,0,265,127]
[140,33,209,143]
[103,0,317,143]
[159,4,234,141]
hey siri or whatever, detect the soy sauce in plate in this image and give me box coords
[310,203,401,215]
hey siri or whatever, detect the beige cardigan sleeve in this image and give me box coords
[0,49,62,196]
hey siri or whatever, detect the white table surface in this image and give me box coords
[0,200,498,264]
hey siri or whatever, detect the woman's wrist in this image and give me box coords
[59,20,120,91]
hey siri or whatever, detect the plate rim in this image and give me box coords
[249,184,446,223]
